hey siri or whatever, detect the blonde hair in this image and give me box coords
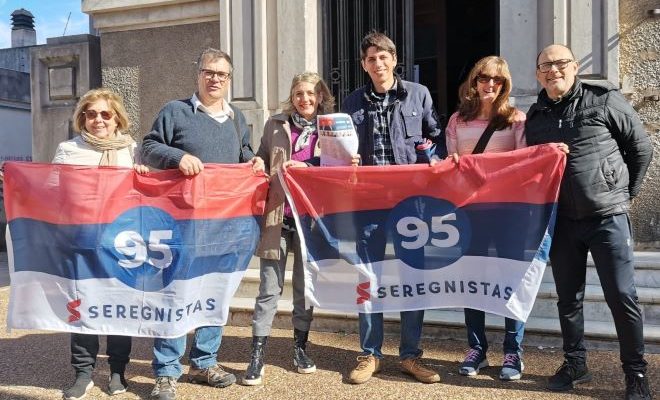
[457,56,516,130]
[72,88,130,133]
[281,72,335,116]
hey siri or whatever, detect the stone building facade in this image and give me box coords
[619,0,660,248]
[80,0,659,247]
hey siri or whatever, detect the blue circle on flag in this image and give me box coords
[99,206,181,291]
[386,196,470,270]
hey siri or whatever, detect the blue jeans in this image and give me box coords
[464,308,524,356]
[355,219,424,360]
[359,310,424,360]
[152,326,223,378]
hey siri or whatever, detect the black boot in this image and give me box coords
[293,329,316,374]
[242,336,267,386]
[625,373,652,400]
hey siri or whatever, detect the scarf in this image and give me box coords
[291,112,317,152]
[80,130,135,166]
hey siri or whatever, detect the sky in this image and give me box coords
[0,0,89,49]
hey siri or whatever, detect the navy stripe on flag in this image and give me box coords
[299,202,554,269]
[9,216,260,282]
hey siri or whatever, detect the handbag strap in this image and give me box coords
[228,103,245,162]
[471,121,497,154]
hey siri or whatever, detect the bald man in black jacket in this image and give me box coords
[525,44,653,400]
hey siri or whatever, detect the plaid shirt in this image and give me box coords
[367,86,398,166]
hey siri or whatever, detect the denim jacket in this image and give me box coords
[341,75,446,165]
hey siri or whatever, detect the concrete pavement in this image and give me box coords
[0,253,658,399]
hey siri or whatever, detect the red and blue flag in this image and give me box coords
[282,144,566,321]
[4,163,268,337]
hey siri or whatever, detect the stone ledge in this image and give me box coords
[82,0,219,33]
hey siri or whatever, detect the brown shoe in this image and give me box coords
[348,355,381,384]
[188,364,236,388]
[401,357,440,383]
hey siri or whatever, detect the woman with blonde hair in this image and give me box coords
[242,72,335,386]
[54,88,147,399]
[446,56,527,381]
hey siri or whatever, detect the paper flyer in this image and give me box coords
[317,113,359,166]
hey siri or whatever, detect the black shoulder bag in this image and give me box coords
[471,122,497,155]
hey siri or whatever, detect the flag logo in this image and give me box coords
[67,299,82,323]
[100,206,181,292]
[386,196,471,270]
[356,281,370,304]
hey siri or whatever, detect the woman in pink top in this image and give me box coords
[446,56,527,381]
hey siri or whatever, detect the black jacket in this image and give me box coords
[525,79,653,219]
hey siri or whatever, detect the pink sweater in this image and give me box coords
[445,109,527,155]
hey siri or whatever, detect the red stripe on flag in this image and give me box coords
[3,163,268,224]
[285,144,565,217]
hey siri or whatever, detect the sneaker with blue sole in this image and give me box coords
[459,348,488,376]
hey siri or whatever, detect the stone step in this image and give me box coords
[227,297,660,351]
[542,251,660,288]
[249,251,660,288]
[531,283,660,324]
[236,265,660,325]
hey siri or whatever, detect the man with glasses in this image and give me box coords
[141,48,264,400]
[525,44,653,400]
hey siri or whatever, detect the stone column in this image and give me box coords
[220,0,321,145]
[499,0,539,111]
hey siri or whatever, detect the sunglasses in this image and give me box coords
[476,75,505,85]
[84,110,114,120]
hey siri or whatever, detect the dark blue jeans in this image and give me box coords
[356,220,424,360]
[359,310,424,359]
[463,308,524,356]
[463,207,527,357]
[550,213,647,375]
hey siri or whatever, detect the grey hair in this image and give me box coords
[196,48,233,72]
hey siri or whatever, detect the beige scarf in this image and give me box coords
[80,130,135,166]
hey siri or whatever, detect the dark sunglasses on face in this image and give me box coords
[476,75,505,85]
[84,110,114,120]
[537,59,574,73]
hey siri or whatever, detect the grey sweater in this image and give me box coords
[141,98,254,169]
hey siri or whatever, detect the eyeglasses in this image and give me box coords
[537,59,574,73]
[476,75,505,85]
[83,110,114,120]
[200,69,232,81]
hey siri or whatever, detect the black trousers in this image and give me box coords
[70,333,132,377]
[550,213,647,375]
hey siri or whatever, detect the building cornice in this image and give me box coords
[82,0,220,33]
